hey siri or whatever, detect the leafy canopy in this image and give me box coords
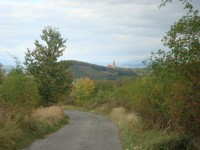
[150,0,200,91]
[24,26,72,105]
[148,0,200,138]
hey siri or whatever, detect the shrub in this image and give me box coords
[93,80,115,105]
[73,78,95,106]
[0,105,67,150]
[0,108,23,149]
[1,69,40,107]
[32,106,65,127]
[109,107,192,150]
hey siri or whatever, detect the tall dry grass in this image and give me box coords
[110,107,140,127]
[0,105,67,150]
[108,107,180,150]
[32,106,65,126]
[0,107,24,150]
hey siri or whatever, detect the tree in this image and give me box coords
[24,26,72,105]
[149,0,200,138]
[73,78,95,106]
[156,0,200,90]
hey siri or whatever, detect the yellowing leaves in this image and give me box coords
[73,78,95,106]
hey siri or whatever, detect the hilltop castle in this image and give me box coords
[107,60,116,69]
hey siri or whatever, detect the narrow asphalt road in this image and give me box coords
[25,110,122,150]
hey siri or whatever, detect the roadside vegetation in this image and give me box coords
[66,0,200,149]
[0,27,71,150]
[68,74,199,149]
[0,0,199,149]
[0,105,68,150]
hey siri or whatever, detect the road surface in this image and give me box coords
[25,110,122,150]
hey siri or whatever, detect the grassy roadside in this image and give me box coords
[15,116,69,150]
[108,107,182,150]
[62,105,89,112]
[0,106,69,150]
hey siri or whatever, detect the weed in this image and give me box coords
[0,105,68,150]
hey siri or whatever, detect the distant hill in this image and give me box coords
[2,61,142,80]
[63,60,137,80]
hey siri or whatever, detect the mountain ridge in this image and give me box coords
[63,60,137,80]
[2,60,143,80]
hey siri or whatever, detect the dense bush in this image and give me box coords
[71,74,199,148]
[1,69,40,107]
[147,4,200,138]
[72,78,95,106]
[93,80,115,106]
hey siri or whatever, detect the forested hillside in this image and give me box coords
[64,60,137,80]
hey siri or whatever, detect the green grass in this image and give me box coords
[108,107,197,150]
[14,116,69,150]
[62,105,90,112]
[122,127,181,150]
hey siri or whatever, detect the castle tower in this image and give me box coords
[113,60,116,68]
[107,59,116,68]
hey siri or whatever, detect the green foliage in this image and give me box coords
[70,74,199,148]
[102,76,173,126]
[70,79,117,107]
[93,80,115,105]
[73,78,95,106]
[0,106,25,150]
[1,69,40,107]
[24,26,72,105]
[148,1,200,138]
[160,0,195,12]
[122,127,194,150]
[110,78,136,109]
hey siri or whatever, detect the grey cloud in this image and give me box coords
[0,0,198,65]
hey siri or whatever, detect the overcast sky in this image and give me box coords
[0,0,199,66]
